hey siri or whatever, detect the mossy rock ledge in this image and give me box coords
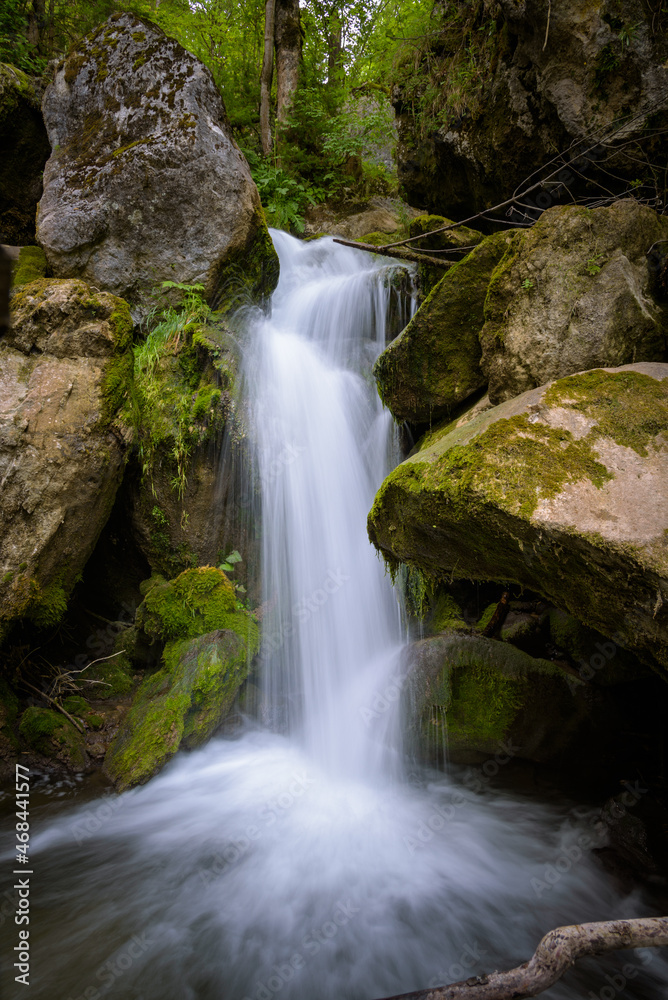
[373,230,507,423]
[0,278,133,644]
[104,567,259,790]
[37,13,278,317]
[368,363,668,678]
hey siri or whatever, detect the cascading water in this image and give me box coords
[3,234,666,1000]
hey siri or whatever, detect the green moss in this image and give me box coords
[373,231,506,421]
[19,706,87,769]
[136,566,259,652]
[2,571,14,583]
[407,215,483,252]
[208,213,279,313]
[104,630,250,790]
[27,578,68,629]
[12,246,47,288]
[476,603,497,632]
[445,663,526,745]
[62,695,89,716]
[430,593,466,632]
[80,655,134,699]
[543,370,668,457]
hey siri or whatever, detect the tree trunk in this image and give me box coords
[275,0,301,126]
[260,0,276,157]
[27,0,46,55]
[327,9,343,87]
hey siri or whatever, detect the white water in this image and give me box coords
[3,235,666,1000]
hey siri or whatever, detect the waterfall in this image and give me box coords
[249,232,409,779]
[6,234,666,1000]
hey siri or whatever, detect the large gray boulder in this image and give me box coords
[481,201,668,403]
[368,363,668,677]
[0,278,133,642]
[37,14,278,316]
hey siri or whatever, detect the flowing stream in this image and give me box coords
[2,234,667,1000]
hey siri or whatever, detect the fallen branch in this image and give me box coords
[372,917,668,1000]
[332,238,454,269]
[20,679,86,735]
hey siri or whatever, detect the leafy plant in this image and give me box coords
[219,550,246,594]
[521,278,534,291]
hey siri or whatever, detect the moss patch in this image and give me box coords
[12,246,47,287]
[136,566,259,652]
[19,706,87,769]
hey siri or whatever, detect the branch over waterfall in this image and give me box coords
[372,918,668,1000]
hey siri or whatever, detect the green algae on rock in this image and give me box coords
[368,364,668,677]
[373,232,507,423]
[104,627,253,790]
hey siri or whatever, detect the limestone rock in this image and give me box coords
[481,202,668,403]
[0,278,133,640]
[0,64,50,245]
[393,0,668,218]
[374,232,507,422]
[368,364,668,676]
[37,14,278,316]
[104,628,252,790]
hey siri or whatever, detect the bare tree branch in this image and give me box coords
[372,917,668,1000]
[332,238,454,269]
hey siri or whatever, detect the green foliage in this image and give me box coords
[12,246,46,287]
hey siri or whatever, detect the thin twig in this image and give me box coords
[20,680,86,735]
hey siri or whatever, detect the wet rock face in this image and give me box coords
[0,278,133,641]
[37,14,278,317]
[393,0,668,218]
[368,364,668,677]
[0,64,50,245]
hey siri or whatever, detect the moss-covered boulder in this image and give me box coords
[405,633,624,771]
[407,215,483,253]
[373,232,507,422]
[19,706,88,770]
[0,64,50,245]
[481,201,668,403]
[37,14,278,317]
[368,363,668,677]
[104,628,253,790]
[0,279,133,643]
